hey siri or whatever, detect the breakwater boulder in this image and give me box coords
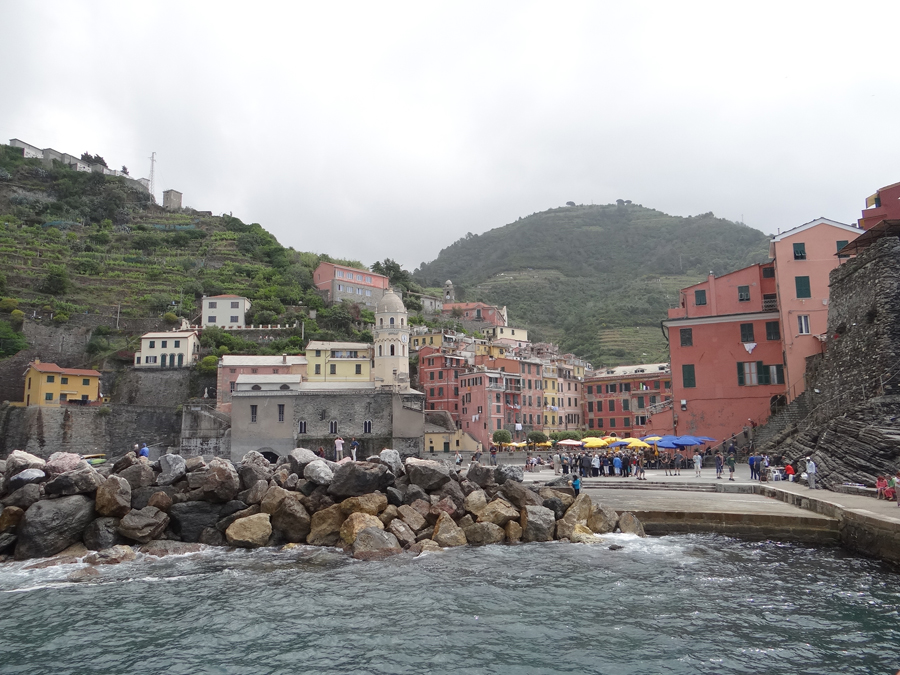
[0,447,645,563]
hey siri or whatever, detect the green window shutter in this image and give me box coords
[758,361,770,385]
[682,364,696,388]
[737,362,745,386]
[795,276,811,298]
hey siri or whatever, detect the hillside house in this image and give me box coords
[22,360,101,406]
[134,331,200,368]
[313,262,389,309]
[216,354,308,413]
[201,295,252,329]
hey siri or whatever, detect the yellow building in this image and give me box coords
[305,341,373,382]
[541,362,562,430]
[424,410,482,455]
[23,360,102,406]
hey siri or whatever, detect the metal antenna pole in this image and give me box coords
[149,151,156,201]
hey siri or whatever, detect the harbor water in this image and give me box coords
[1,534,898,675]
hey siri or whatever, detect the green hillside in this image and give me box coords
[0,144,376,357]
[414,204,772,366]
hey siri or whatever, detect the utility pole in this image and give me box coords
[149,151,156,201]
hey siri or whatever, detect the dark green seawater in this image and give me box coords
[1,534,898,675]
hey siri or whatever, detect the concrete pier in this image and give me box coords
[510,463,900,565]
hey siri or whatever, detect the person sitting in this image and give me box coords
[876,475,888,499]
[886,474,898,502]
[784,463,796,482]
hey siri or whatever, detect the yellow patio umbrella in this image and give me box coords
[536,441,553,447]
[627,440,651,448]
[583,437,608,448]
[644,436,663,442]
[619,437,644,445]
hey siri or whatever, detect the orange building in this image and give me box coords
[583,363,673,438]
[664,263,785,442]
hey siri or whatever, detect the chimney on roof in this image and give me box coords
[282,354,287,364]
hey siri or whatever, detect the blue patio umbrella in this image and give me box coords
[697,436,717,442]
[674,435,704,446]
[610,441,629,448]
[655,440,678,449]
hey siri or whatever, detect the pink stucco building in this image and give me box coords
[665,263,785,443]
[313,262,390,309]
[769,218,861,402]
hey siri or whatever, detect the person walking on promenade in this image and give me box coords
[490,445,498,466]
[349,437,360,461]
[334,436,345,461]
[693,450,702,478]
[748,453,757,480]
[673,451,683,476]
[552,451,560,474]
[591,454,600,477]
[562,454,570,475]
[613,454,622,476]
[715,452,724,480]
[806,457,817,489]
[602,454,611,476]
[726,453,736,481]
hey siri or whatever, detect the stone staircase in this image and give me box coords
[753,393,809,449]
[571,479,718,493]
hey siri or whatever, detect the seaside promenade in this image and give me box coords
[494,462,900,565]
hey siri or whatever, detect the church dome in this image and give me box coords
[376,288,406,314]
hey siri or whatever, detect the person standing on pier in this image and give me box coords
[806,457,817,489]
[693,450,702,478]
[726,453,736,481]
[334,436,344,461]
[715,452,724,479]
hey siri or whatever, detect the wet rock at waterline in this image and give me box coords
[15,495,95,560]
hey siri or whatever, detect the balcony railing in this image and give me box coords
[762,297,778,312]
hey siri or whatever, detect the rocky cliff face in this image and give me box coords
[764,236,900,486]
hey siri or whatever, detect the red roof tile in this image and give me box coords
[28,362,101,377]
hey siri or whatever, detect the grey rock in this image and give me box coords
[7,468,47,492]
[284,473,300,490]
[327,462,394,498]
[498,480,545,509]
[304,460,334,486]
[202,458,241,502]
[95,475,132,517]
[131,486,176,510]
[431,479,466,512]
[379,449,403,475]
[168,502,224,542]
[157,454,187,486]
[68,566,101,582]
[1,483,41,509]
[83,517,125,551]
[465,463,497,488]
[521,505,556,542]
[404,484,429,505]
[44,452,84,476]
[15,495,95,560]
[608,544,625,551]
[199,527,226,546]
[388,518,417,548]
[386,486,405,507]
[84,544,136,565]
[216,504,261,533]
[117,506,169,544]
[186,470,209,489]
[617,512,646,537]
[140,540,203,557]
[588,502,619,534]
[405,458,451,491]
[288,448,319,475]
[118,463,156,490]
[544,476,572,488]
[238,451,273,489]
[0,531,17,554]
[184,456,207,472]
[495,464,524,484]
[220,500,248,519]
[463,522,506,546]
[543,497,566,520]
[271,497,311,543]
[44,466,104,497]
[112,451,138,473]
[352,527,402,560]
[5,450,46,476]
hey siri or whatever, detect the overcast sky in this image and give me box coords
[3,1,899,271]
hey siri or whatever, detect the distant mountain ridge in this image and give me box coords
[414,203,771,366]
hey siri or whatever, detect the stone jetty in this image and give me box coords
[0,449,645,565]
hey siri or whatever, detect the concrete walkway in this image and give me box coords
[492,462,900,561]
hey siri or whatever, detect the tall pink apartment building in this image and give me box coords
[665,217,861,442]
[313,262,390,309]
[769,218,861,402]
[859,181,900,230]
